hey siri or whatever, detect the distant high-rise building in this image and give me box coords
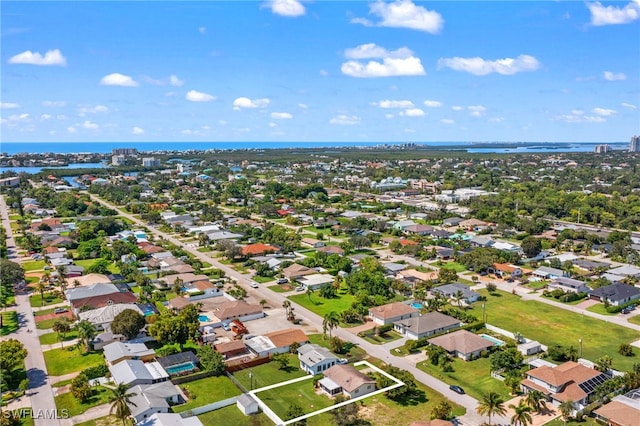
[112,148,138,156]
[142,157,160,167]
[630,135,640,152]
[112,155,126,166]
[594,144,611,154]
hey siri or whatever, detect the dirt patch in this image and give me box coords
[34,311,73,322]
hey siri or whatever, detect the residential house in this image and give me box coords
[442,217,464,227]
[435,246,455,260]
[282,263,316,280]
[78,303,144,332]
[404,224,434,236]
[215,340,248,359]
[383,263,407,275]
[368,302,419,326]
[393,312,462,340]
[319,364,376,398]
[470,236,494,248]
[431,283,480,304]
[137,412,204,426]
[296,273,335,291]
[593,391,640,426]
[241,243,278,257]
[490,263,523,279]
[214,301,264,322]
[68,287,137,313]
[158,273,209,288]
[397,269,439,286]
[69,273,112,287]
[521,361,609,413]
[392,220,417,231]
[316,245,345,255]
[109,359,169,387]
[607,265,640,279]
[573,259,610,272]
[298,343,340,375]
[104,342,156,366]
[589,283,640,306]
[427,330,494,361]
[532,266,565,280]
[65,283,120,303]
[206,230,243,242]
[128,382,183,423]
[548,277,590,294]
[459,218,489,231]
[301,238,325,248]
[64,265,85,278]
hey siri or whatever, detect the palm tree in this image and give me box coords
[524,390,547,414]
[322,311,340,339]
[476,391,507,426]
[259,299,267,309]
[509,399,533,426]
[453,289,465,308]
[513,331,524,344]
[57,265,68,292]
[74,320,96,353]
[35,281,47,306]
[52,318,71,348]
[306,288,314,303]
[558,400,574,426]
[109,383,137,426]
[73,279,81,288]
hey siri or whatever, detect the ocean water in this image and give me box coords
[0,141,628,155]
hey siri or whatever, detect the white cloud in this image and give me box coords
[233,97,270,110]
[67,126,77,133]
[78,105,109,116]
[169,75,185,87]
[268,122,277,128]
[271,112,293,119]
[592,107,616,116]
[451,105,463,111]
[265,0,306,17]
[587,1,640,26]
[298,103,308,109]
[385,113,394,119]
[199,27,207,35]
[40,114,52,120]
[4,113,30,122]
[218,119,228,125]
[603,71,627,81]
[556,109,609,123]
[488,117,505,123]
[81,120,99,129]
[0,103,20,109]
[375,100,414,108]
[342,43,425,78]
[319,69,329,77]
[42,100,66,107]
[351,0,444,34]
[8,49,66,66]
[329,114,360,125]
[56,114,67,121]
[438,54,541,75]
[100,73,139,87]
[404,128,416,133]
[132,126,145,135]
[181,129,194,135]
[468,105,487,117]
[186,90,216,102]
[440,118,455,124]
[423,99,442,108]
[400,108,425,117]
[621,102,637,109]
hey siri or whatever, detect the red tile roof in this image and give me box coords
[241,243,278,256]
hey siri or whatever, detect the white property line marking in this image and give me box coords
[248,361,405,426]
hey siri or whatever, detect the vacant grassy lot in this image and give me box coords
[288,292,356,320]
[22,260,46,272]
[257,377,333,420]
[431,261,467,272]
[33,307,58,316]
[197,404,273,426]
[232,354,305,390]
[43,348,103,376]
[74,259,120,274]
[173,376,241,413]
[268,284,292,293]
[468,290,640,371]
[254,276,275,284]
[417,356,510,401]
[54,386,112,416]
[1,311,19,335]
[39,330,79,346]
[628,314,640,326]
[30,294,64,308]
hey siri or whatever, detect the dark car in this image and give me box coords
[449,385,465,395]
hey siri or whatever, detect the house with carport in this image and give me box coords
[427,330,494,361]
[368,302,419,326]
[393,312,462,340]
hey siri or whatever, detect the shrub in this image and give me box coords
[81,364,109,380]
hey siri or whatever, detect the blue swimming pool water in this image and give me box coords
[479,334,505,346]
[411,303,423,309]
[165,362,196,375]
[198,315,211,322]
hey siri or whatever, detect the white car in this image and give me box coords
[249,281,259,288]
[295,286,305,292]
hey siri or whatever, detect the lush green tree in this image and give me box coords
[376,366,417,400]
[0,260,24,288]
[330,394,362,426]
[71,373,92,403]
[74,320,97,353]
[430,400,453,420]
[521,236,542,258]
[619,343,634,356]
[318,283,337,299]
[476,391,506,426]
[322,311,340,339]
[558,400,574,425]
[52,318,71,348]
[438,268,459,284]
[0,339,27,373]
[86,259,112,275]
[197,345,225,375]
[272,353,290,370]
[285,403,306,426]
[489,348,523,372]
[524,390,547,413]
[110,309,146,340]
[109,383,137,426]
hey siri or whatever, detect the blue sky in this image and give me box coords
[1,0,639,143]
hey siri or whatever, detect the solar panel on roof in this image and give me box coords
[578,374,608,394]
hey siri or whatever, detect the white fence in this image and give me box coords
[179,396,238,417]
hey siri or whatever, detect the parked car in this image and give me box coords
[54,307,69,314]
[249,281,259,288]
[449,385,465,395]
[295,286,305,292]
[277,278,288,284]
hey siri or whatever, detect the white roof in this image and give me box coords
[136,413,203,426]
[298,273,334,287]
[109,360,168,386]
[245,335,275,354]
[103,342,155,363]
[78,304,143,326]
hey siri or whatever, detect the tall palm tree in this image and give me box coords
[558,400,574,426]
[109,383,137,426]
[453,290,465,308]
[74,320,96,353]
[35,281,48,306]
[322,311,340,339]
[476,391,507,426]
[509,399,534,426]
[524,390,547,413]
[57,265,68,292]
[52,318,71,349]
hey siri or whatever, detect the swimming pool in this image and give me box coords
[411,303,424,309]
[479,334,505,346]
[198,315,212,322]
[165,362,197,375]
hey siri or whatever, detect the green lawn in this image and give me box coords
[74,259,120,274]
[417,356,511,401]
[33,307,58,316]
[197,404,273,426]
[52,378,74,387]
[232,354,305,390]
[431,261,467,272]
[468,290,640,371]
[257,377,333,420]
[36,318,64,330]
[628,314,640,325]
[268,284,292,293]
[586,303,617,316]
[524,281,548,290]
[54,386,112,417]
[1,311,19,335]
[544,419,599,426]
[307,334,367,363]
[43,348,104,376]
[288,292,356,320]
[302,226,332,235]
[30,293,64,308]
[361,330,403,345]
[22,260,46,271]
[254,276,275,284]
[39,330,79,346]
[173,376,241,413]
